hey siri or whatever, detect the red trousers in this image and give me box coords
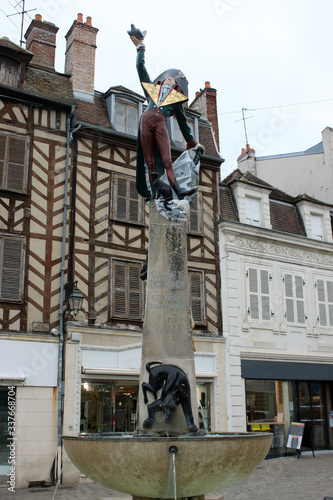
[139,108,176,188]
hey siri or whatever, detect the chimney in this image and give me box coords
[65,14,99,102]
[24,14,59,69]
[190,81,220,151]
[237,144,256,175]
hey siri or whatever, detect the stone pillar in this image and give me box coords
[137,203,198,433]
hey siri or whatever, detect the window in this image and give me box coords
[316,278,333,327]
[283,273,306,324]
[0,132,28,192]
[112,260,143,320]
[246,267,271,321]
[114,100,138,136]
[0,235,24,301]
[245,196,261,226]
[112,174,144,224]
[189,270,206,325]
[311,214,323,240]
[188,191,202,234]
[171,116,194,148]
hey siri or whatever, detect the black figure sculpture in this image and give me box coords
[142,361,198,432]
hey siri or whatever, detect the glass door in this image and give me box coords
[296,381,328,449]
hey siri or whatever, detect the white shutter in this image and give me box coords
[327,281,333,327]
[317,279,327,326]
[284,274,295,323]
[295,275,305,324]
[248,268,259,319]
[260,270,270,321]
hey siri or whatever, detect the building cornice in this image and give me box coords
[219,220,333,268]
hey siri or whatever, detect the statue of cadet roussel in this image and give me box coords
[128,25,205,218]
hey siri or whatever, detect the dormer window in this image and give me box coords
[104,88,143,137]
[311,214,323,240]
[0,56,21,88]
[245,196,261,226]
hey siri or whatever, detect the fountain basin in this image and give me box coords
[63,432,272,498]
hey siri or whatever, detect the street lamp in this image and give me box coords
[68,281,84,316]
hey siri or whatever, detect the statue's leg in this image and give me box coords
[142,399,161,428]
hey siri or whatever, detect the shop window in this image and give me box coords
[0,132,29,193]
[114,99,139,136]
[245,196,261,226]
[315,278,333,327]
[111,260,143,320]
[81,380,211,433]
[189,270,206,325]
[111,174,144,224]
[0,235,25,301]
[188,191,203,235]
[246,267,271,321]
[283,273,306,324]
[246,380,294,455]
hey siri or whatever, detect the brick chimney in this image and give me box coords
[24,14,59,69]
[190,81,220,151]
[237,144,256,175]
[65,14,99,102]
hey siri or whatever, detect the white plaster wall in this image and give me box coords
[15,386,57,488]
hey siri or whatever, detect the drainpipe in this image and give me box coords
[57,105,75,483]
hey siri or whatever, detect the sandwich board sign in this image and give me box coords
[286,422,305,450]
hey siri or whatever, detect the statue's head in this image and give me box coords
[153,69,188,98]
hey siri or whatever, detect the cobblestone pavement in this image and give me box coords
[0,452,332,499]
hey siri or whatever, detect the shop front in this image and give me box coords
[242,359,333,456]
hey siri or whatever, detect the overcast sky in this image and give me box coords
[2,0,333,178]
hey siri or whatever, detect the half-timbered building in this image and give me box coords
[0,14,225,487]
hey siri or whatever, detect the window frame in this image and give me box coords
[310,213,324,241]
[0,132,29,193]
[245,265,272,322]
[282,272,306,325]
[114,98,139,136]
[188,191,203,235]
[0,234,25,302]
[315,277,333,327]
[245,195,261,227]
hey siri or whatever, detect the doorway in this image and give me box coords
[295,381,331,450]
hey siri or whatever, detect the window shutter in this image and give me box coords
[113,261,126,317]
[115,177,127,220]
[115,101,125,132]
[189,271,204,323]
[260,270,270,321]
[188,192,202,234]
[128,263,141,319]
[0,134,5,187]
[295,275,305,324]
[327,281,333,327]
[112,261,142,320]
[317,279,327,326]
[7,136,26,191]
[129,179,139,223]
[284,274,295,323]
[248,268,259,319]
[1,237,23,300]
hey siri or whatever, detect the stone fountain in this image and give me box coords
[62,25,272,499]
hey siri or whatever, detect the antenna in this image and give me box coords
[235,108,254,146]
[5,0,37,46]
